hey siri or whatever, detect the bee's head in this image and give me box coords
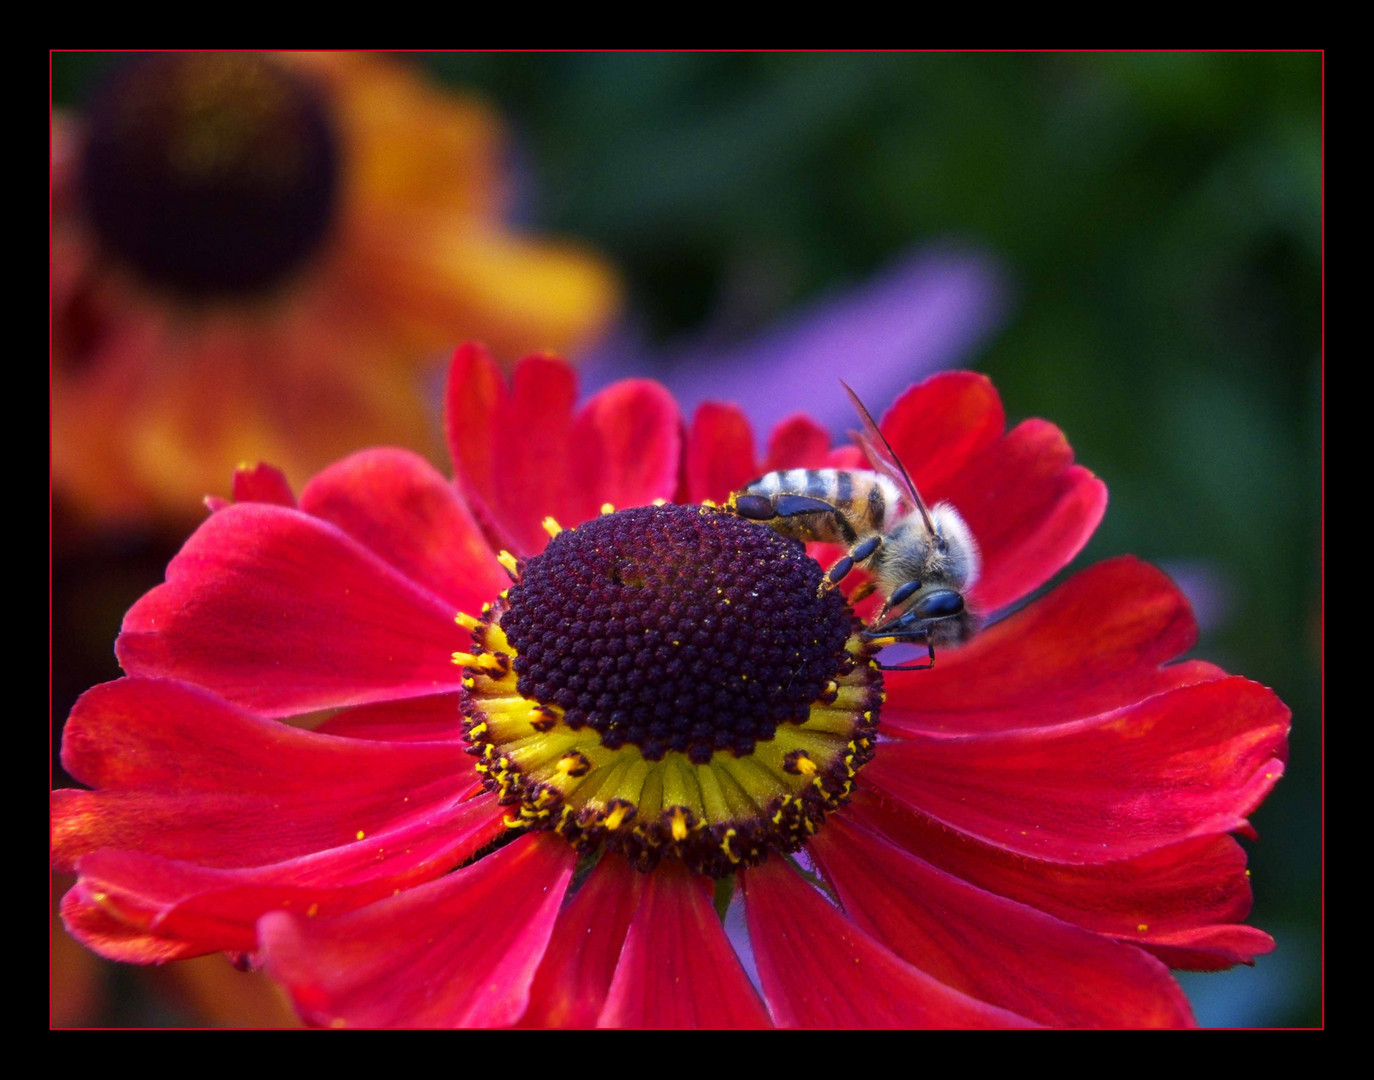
[867,502,981,648]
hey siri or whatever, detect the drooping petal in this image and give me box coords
[741,858,1035,1029]
[597,860,771,1029]
[259,833,575,1029]
[943,419,1107,613]
[518,855,645,1028]
[63,793,505,957]
[299,448,506,613]
[116,503,466,715]
[53,678,481,872]
[883,557,1226,734]
[843,789,1273,968]
[313,693,466,742]
[863,677,1289,863]
[446,348,681,556]
[685,402,757,505]
[811,816,1194,1027]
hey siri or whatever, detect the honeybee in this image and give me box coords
[729,382,980,670]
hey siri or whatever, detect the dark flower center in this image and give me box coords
[456,504,885,877]
[79,52,340,301]
[501,504,854,764]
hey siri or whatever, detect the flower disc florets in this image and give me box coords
[80,52,339,299]
[457,504,884,877]
[502,504,853,762]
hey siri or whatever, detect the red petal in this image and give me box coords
[880,371,1005,497]
[566,378,682,524]
[597,860,770,1029]
[299,448,506,614]
[863,677,1290,862]
[53,678,481,872]
[65,794,506,955]
[60,878,202,964]
[230,462,296,507]
[945,420,1107,613]
[811,817,1194,1027]
[446,348,681,556]
[518,855,644,1028]
[882,557,1226,734]
[313,694,466,742]
[762,414,832,472]
[845,789,1271,967]
[685,402,757,505]
[741,858,1035,1028]
[116,503,466,715]
[1139,926,1276,971]
[259,833,575,1028]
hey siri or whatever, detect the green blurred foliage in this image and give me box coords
[52,51,1321,1027]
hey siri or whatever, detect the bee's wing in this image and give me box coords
[840,380,936,535]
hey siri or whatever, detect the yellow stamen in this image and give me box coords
[652,498,668,506]
[451,651,508,673]
[669,806,690,842]
[541,516,563,539]
[497,550,520,578]
[605,803,632,831]
[600,503,615,515]
[454,611,482,631]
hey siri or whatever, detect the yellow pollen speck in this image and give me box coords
[454,611,482,631]
[307,903,320,917]
[1137,923,1148,932]
[652,498,667,506]
[600,503,615,515]
[331,1018,347,1029]
[605,804,631,831]
[670,808,689,842]
[795,755,817,776]
[541,516,563,538]
[497,550,520,577]
[356,830,366,841]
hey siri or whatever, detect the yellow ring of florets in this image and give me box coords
[454,537,884,879]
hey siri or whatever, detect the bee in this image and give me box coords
[728,382,980,670]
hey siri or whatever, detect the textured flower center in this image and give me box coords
[457,504,884,877]
[79,52,340,300]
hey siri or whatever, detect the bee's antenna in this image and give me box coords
[840,380,937,536]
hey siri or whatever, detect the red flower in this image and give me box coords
[51,346,1289,1028]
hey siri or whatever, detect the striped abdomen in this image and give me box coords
[739,469,902,545]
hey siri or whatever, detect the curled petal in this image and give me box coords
[63,793,505,957]
[597,860,770,1029]
[883,557,1226,734]
[53,678,481,872]
[60,877,203,964]
[741,858,1035,1029]
[259,833,575,1028]
[812,816,1194,1027]
[230,462,297,507]
[299,448,506,613]
[116,503,466,715]
[864,677,1289,863]
[844,790,1273,968]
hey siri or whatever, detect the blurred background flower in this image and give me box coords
[51,51,1321,1027]
[52,51,618,531]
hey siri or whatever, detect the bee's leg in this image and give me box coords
[848,581,878,603]
[733,492,840,523]
[822,534,883,591]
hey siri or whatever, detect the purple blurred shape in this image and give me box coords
[578,243,1010,437]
